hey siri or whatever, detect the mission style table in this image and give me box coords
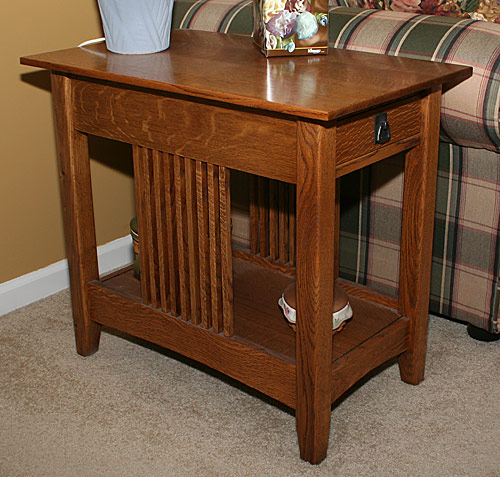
[21,30,471,464]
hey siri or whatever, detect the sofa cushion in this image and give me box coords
[329,7,500,152]
[338,143,500,332]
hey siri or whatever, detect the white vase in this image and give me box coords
[97,0,174,54]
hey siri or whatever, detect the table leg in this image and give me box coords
[295,121,336,464]
[398,87,442,384]
[51,73,101,356]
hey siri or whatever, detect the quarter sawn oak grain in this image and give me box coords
[21,31,472,465]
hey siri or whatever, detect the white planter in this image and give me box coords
[97,0,174,54]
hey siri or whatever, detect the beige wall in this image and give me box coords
[1,2,136,283]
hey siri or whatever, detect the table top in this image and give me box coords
[21,30,471,121]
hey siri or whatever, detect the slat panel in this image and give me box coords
[133,150,234,332]
[219,166,234,337]
[208,163,222,332]
[185,158,201,325]
[245,177,298,269]
[174,154,190,320]
[196,161,211,329]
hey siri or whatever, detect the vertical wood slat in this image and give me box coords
[289,184,296,267]
[133,145,160,308]
[250,175,260,255]
[219,166,234,337]
[208,163,223,333]
[132,145,149,305]
[174,154,190,320]
[153,150,169,311]
[334,179,341,279]
[196,161,211,329]
[258,176,269,258]
[163,153,180,316]
[249,176,297,267]
[144,148,159,308]
[185,158,201,325]
[133,147,233,335]
[278,181,289,264]
[269,180,279,260]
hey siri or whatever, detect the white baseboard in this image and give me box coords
[0,236,134,316]
[1,210,250,317]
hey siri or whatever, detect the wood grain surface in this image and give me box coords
[97,262,402,365]
[21,30,471,121]
[71,79,297,182]
[51,73,101,356]
[398,87,443,384]
[295,120,336,463]
[22,31,473,465]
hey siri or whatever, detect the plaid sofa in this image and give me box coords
[171,1,500,335]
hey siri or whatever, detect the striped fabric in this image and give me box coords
[330,0,500,24]
[169,1,500,332]
[329,7,500,152]
[432,145,500,326]
[338,145,500,332]
[331,7,500,332]
[172,0,253,34]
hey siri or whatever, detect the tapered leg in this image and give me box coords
[295,121,336,464]
[398,87,442,384]
[51,73,101,356]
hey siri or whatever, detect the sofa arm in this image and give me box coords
[329,7,500,152]
[172,0,253,36]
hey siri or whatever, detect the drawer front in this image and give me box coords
[335,96,422,176]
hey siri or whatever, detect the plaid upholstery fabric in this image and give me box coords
[331,7,500,332]
[338,145,500,332]
[432,145,500,327]
[329,7,500,152]
[170,1,500,332]
[339,154,405,298]
[330,0,500,24]
[172,0,253,34]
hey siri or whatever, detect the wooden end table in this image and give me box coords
[21,31,471,464]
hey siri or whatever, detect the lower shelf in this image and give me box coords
[90,257,409,408]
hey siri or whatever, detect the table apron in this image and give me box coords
[71,77,424,184]
[71,78,297,182]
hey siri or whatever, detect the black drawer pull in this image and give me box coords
[374,112,391,144]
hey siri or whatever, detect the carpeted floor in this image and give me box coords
[1,290,499,476]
